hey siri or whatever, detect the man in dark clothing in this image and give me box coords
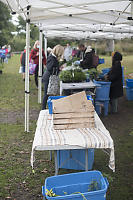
[77,44,86,60]
[80,46,93,69]
[106,52,123,113]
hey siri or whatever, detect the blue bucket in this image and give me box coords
[94,80,111,101]
[102,68,110,75]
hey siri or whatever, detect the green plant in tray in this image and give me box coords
[59,67,86,83]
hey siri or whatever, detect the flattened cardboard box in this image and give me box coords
[52,91,95,130]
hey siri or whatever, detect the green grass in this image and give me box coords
[98,55,133,76]
[0,54,133,199]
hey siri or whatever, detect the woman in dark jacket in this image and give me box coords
[42,45,64,110]
[80,46,93,69]
[107,51,123,113]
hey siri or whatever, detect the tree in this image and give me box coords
[0,1,15,46]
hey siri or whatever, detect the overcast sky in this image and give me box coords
[11,14,19,25]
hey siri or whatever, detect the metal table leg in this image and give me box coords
[49,150,52,161]
[85,149,88,171]
[54,150,58,175]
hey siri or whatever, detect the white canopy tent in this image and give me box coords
[42,30,133,40]
[1,0,133,131]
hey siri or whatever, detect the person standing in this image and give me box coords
[20,47,26,81]
[42,44,64,110]
[77,44,86,60]
[106,52,123,113]
[64,43,72,61]
[30,40,46,87]
[80,46,93,69]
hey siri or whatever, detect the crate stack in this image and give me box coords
[52,91,95,130]
[126,79,133,100]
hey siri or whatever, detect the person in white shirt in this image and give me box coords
[64,43,72,61]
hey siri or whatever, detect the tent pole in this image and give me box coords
[112,39,114,52]
[131,1,133,18]
[44,35,47,59]
[38,29,43,104]
[25,8,30,132]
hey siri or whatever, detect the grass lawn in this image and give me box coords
[0,54,133,200]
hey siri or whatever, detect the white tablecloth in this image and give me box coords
[31,110,115,172]
[60,81,96,95]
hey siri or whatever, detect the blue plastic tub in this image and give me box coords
[99,58,105,64]
[47,96,66,114]
[95,100,109,116]
[93,80,111,101]
[102,68,110,75]
[47,95,93,114]
[126,79,133,88]
[42,170,109,200]
[126,87,133,100]
[57,149,94,170]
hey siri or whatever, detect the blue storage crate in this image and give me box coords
[57,149,94,170]
[126,87,133,100]
[95,100,109,116]
[102,68,110,75]
[99,58,105,64]
[47,96,66,114]
[93,80,111,101]
[48,95,93,114]
[126,79,133,88]
[42,170,109,200]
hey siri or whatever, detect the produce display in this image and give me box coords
[59,67,86,83]
[59,58,100,83]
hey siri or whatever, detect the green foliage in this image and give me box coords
[10,36,26,51]
[59,68,86,83]
[0,2,15,46]
[87,68,99,80]
[47,39,72,48]
[88,180,99,192]
[66,57,79,66]
[45,189,58,197]
[59,70,73,83]
[73,68,86,82]
[17,16,26,32]
[0,2,11,29]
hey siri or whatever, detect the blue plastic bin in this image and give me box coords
[95,100,109,116]
[57,149,94,170]
[126,87,133,100]
[48,95,93,114]
[93,80,111,101]
[102,68,110,75]
[47,96,66,114]
[99,58,105,64]
[42,170,109,200]
[126,79,133,88]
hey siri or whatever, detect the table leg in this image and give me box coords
[49,151,52,161]
[85,149,88,171]
[54,150,58,175]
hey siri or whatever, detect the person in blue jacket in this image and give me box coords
[42,45,64,110]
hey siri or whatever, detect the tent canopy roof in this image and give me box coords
[1,0,133,39]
